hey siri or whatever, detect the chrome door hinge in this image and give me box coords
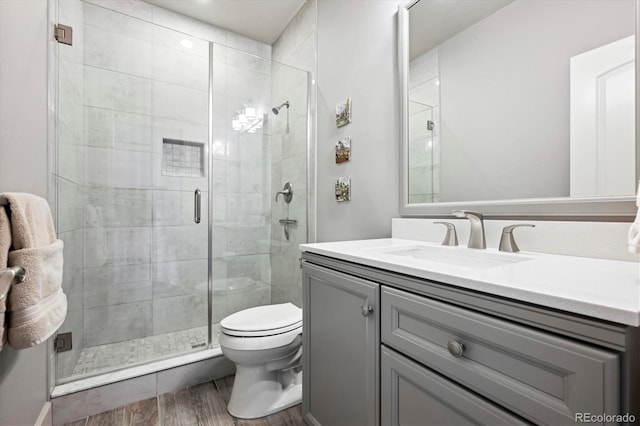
[299,257,303,269]
[54,332,72,352]
[54,24,73,46]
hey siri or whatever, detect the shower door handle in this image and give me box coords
[194,189,201,224]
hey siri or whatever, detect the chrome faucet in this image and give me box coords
[275,182,293,203]
[499,224,535,253]
[452,210,486,249]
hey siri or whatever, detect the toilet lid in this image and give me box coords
[220,303,302,337]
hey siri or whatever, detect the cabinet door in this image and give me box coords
[302,263,379,426]
[381,346,529,426]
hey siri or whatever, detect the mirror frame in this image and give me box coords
[398,0,639,220]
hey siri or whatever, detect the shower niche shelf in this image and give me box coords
[161,138,205,177]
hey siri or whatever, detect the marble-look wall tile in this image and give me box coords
[84,24,152,78]
[58,143,83,184]
[84,2,152,40]
[60,230,82,277]
[152,26,209,58]
[153,225,207,262]
[59,102,84,141]
[225,225,270,256]
[152,82,207,125]
[272,0,316,66]
[226,32,271,60]
[84,66,152,115]
[409,78,439,110]
[281,154,306,189]
[84,227,151,268]
[59,60,84,105]
[83,263,152,308]
[409,138,433,169]
[408,166,433,196]
[212,225,227,259]
[85,187,152,227]
[51,372,156,425]
[152,293,207,334]
[227,48,270,75]
[58,0,85,65]
[85,147,153,189]
[84,300,152,346]
[84,107,153,152]
[227,280,270,314]
[226,65,270,105]
[57,177,83,233]
[153,259,208,298]
[212,61,227,95]
[212,194,227,223]
[152,190,208,227]
[152,45,208,91]
[226,161,268,195]
[64,269,85,313]
[409,47,438,89]
[224,253,270,284]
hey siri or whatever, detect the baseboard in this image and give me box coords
[35,401,52,426]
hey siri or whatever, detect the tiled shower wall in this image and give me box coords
[408,47,440,203]
[270,0,316,307]
[55,0,278,381]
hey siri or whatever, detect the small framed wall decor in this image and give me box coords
[335,137,351,163]
[335,97,352,127]
[335,176,351,202]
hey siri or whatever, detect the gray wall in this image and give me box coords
[316,0,402,242]
[0,0,50,424]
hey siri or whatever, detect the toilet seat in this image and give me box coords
[221,303,302,337]
[220,325,302,351]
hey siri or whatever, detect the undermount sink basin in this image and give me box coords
[373,245,533,269]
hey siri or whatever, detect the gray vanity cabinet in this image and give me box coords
[302,253,637,426]
[302,262,380,426]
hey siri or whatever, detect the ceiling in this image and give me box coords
[143,0,306,45]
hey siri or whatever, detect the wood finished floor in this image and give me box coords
[64,375,303,426]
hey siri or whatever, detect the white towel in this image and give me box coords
[628,180,640,254]
[0,193,67,350]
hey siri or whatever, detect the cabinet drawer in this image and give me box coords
[381,286,619,425]
[382,346,529,425]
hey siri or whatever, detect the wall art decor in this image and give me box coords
[335,176,351,202]
[335,137,351,163]
[335,97,352,127]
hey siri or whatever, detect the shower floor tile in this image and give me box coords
[71,324,221,377]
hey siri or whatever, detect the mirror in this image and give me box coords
[399,0,638,217]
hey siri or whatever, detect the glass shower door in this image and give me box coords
[55,0,210,382]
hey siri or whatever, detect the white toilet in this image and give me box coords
[219,302,303,419]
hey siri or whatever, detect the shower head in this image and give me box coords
[271,101,290,115]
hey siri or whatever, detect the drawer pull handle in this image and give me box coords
[447,340,465,358]
[361,305,374,317]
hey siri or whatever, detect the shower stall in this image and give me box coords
[52,0,310,385]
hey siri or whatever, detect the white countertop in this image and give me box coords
[300,238,640,326]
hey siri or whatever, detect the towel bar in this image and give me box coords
[0,266,25,302]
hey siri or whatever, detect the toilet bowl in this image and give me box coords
[219,302,303,419]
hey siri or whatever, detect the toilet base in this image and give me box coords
[227,368,302,419]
